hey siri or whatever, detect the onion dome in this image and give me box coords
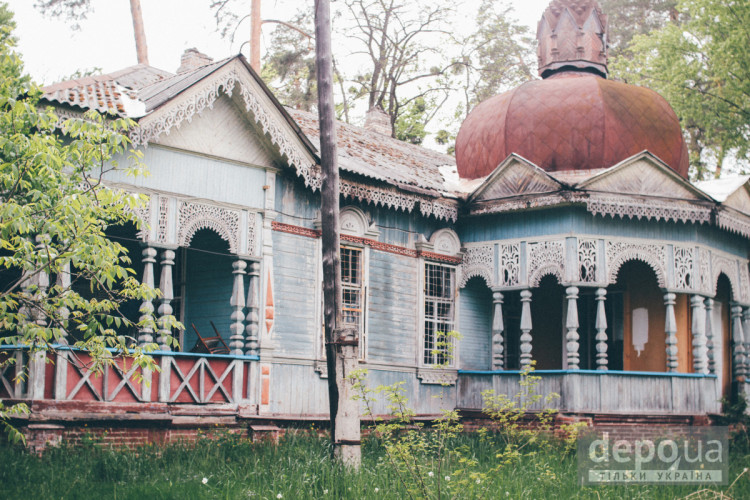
[455,0,689,180]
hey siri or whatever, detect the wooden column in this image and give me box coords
[730,304,746,381]
[156,249,175,351]
[54,260,72,399]
[691,295,707,373]
[565,286,580,370]
[245,261,261,356]
[704,298,716,374]
[229,260,247,355]
[491,290,504,370]
[744,308,750,382]
[519,289,533,368]
[32,235,50,327]
[664,292,678,372]
[137,247,157,346]
[595,288,608,370]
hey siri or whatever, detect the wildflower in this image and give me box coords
[202,478,208,485]
[323,490,328,494]
[428,471,434,477]
[476,479,481,484]
[374,488,379,493]
[277,495,283,499]
[506,492,510,497]
[445,476,450,481]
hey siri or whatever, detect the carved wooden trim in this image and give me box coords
[271,221,322,239]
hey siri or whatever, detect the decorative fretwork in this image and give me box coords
[716,211,750,240]
[578,239,598,282]
[606,241,667,287]
[458,245,494,288]
[156,196,170,244]
[418,199,459,223]
[177,201,240,253]
[528,240,565,287]
[499,243,520,287]
[246,213,258,256]
[166,357,239,404]
[673,246,694,290]
[586,197,712,225]
[699,248,712,295]
[740,265,750,304]
[711,254,740,298]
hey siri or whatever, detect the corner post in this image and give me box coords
[691,294,707,373]
[229,260,247,355]
[595,288,608,370]
[491,290,504,370]
[519,289,533,368]
[565,286,580,370]
[664,292,678,372]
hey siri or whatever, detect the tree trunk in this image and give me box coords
[250,0,262,71]
[129,0,149,65]
[315,0,360,467]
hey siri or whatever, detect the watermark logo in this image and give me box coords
[577,426,728,484]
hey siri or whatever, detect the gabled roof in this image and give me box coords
[695,176,750,203]
[468,153,566,203]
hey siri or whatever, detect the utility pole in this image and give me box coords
[314,0,361,467]
[250,0,262,71]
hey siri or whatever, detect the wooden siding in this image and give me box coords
[272,231,318,357]
[106,146,266,209]
[460,207,749,258]
[367,250,418,365]
[274,173,321,228]
[269,363,329,415]
[458,277,492,370]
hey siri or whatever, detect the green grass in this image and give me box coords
[0,430,748,500]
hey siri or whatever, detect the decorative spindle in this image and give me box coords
[664,292,678,372]
[595,288,608,370]
[491,291,504,370]
[691,295,707,373]
[33,235,50,327]
[156,249,175,351]
[565,286,580,370]
[56,260,71,344]
[138,247,157,346]
[229,260,247,355]
[744,308,750,384]
[704,298,715,374]
[519,290,533,368]
[245,261,261,356]
[730,304,746,381]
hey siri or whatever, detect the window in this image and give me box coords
[423,262,456,366]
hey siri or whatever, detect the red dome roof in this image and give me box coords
[455,72,690,179]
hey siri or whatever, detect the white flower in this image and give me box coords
[445,476,450,481]
[428,471,434,477]
[324,490,328,494]
[505,492,510,497]
[277,495,283,499]
[202,478,208,485]
[476,479,481,484]
[374,488,379,493]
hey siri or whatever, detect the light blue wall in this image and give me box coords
[458,277,492,370]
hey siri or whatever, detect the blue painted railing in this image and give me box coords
[458,369,717,379]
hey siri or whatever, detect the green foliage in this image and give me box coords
[599,0,678,60]
[611,0,750,179]
[395,97,428,145]
[0,4,178,436]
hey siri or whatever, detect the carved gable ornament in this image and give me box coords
[468,153,565,202]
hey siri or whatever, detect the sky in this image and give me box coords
[7,0,552,85]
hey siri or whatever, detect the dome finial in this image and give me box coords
[537,0,608,79]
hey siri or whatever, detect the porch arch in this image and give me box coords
[177,201,240,254]
[607,248,667,288]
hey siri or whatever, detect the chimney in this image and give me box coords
[363,106,392,136]
[177,48,214,74]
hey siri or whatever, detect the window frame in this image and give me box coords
[421,261,457,368]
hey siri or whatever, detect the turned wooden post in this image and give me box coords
[691,295,707,373]
[138,247,157,346]
[664,292,678,372]
[730,304,746,381]
[491,290,504,370]
[156,249,175,351]
[245,261,261,356]
[704,297,715,374]
[519,290,533,368]
[595,288,608,370]
[565,286,580,370]
[229,260,247,355]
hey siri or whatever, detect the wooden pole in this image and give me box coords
[129,0,149,65]
[250,0,262,71]
[315,0,343,460]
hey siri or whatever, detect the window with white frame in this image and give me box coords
[423,262,456,366]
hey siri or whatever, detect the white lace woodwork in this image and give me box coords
[499,243,521,287]
[586,196,711,225]
[699,248,712,295]
[528,240,565,287]
[731,305,746,380]
[674,246,694,289]
[664,293,678,372]
[156,196,170,244]
[741,266,750,304]
[691,295,708,373]
[717,211,750,240]
[565,287,580,370]
[491,291,504,370]
[595,288,608,370]
[157,250,175,351]
[62,359,147,402]
[459,245,494,288]
[339,181,458,223]
[606,241,667,288]
[519,290,533,368]
[137,247,157,346]
[430,229,461,256]
[177,201,241,254]
[712,254,741,300]
[704,298,716,374]
[229,260,247,355]
[578,239,598,283]
[246,214,258,255]
[245,261,261,356]
[164,357,240,404]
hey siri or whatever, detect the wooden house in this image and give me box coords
[2,0,749,447]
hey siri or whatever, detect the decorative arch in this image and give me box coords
[529,265,564,288]
[711,254,740,299]
[459,245,494,288]
[340,206,369,237]
[429,228,461,256]
[527,240,565,288]
[177,201,240,253]
[606,241,667,288]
